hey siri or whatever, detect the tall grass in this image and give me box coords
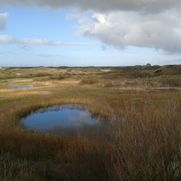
[110,97,181,180]
[0,67,180,180]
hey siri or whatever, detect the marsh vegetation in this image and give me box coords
[0,65,180,180]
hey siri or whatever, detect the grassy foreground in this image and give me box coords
[0,65,181,180]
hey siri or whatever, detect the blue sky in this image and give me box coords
[0,2,181,66]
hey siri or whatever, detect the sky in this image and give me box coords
[0,1,181,66]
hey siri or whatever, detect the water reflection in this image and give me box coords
[7,84,33,90]
[21,105,103,135]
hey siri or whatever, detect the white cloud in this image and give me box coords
[0,35,86,47]
[0,12,8,31]
[1,1,181,54]
[78,11,181,53]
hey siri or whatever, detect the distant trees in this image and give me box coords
[146,63,151,67]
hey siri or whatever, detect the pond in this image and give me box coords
[7,84,33,90]
[21,105,104,135]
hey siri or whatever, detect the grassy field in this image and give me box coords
[0,65,181,180]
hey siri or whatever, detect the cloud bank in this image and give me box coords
[1,0,181,53]
[78,11,181,53]
[0,35,86,47]
[0,0,181,12]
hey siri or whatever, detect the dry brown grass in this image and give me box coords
[110,95,181,180]
[0,66,180,180]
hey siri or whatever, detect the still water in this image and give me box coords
[21,105,103,134]
[7,84,33,90]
